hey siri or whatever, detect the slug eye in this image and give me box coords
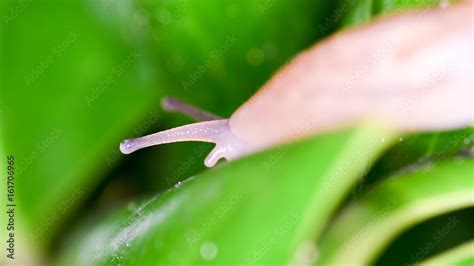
[119,139,135,154]
[119,97,253,167]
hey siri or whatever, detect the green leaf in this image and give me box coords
[359,128,473,193]
[338,0,374,28]
[0,0,160,251]
[94,0,337,116]
[338,0,441,29]
[55,125,395,265]
[85,0,341,193]
[316,159,474,265]
[372,0,440,14]
[417,241,474,266]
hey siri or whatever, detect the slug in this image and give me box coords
[120,2,473,167]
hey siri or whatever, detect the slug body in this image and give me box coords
[121,2,473,167]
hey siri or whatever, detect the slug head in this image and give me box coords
[120,119,253,167]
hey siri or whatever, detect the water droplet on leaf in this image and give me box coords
[200,241,218,261]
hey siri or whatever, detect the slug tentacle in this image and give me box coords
[120,119,253,167]
[122,3,472,168]
[161,96,221,121]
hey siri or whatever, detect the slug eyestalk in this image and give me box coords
[120,98,251,167]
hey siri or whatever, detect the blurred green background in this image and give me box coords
[0,0,472,265]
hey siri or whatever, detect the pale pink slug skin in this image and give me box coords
[121,2,473,166]
[229,2,473,149]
